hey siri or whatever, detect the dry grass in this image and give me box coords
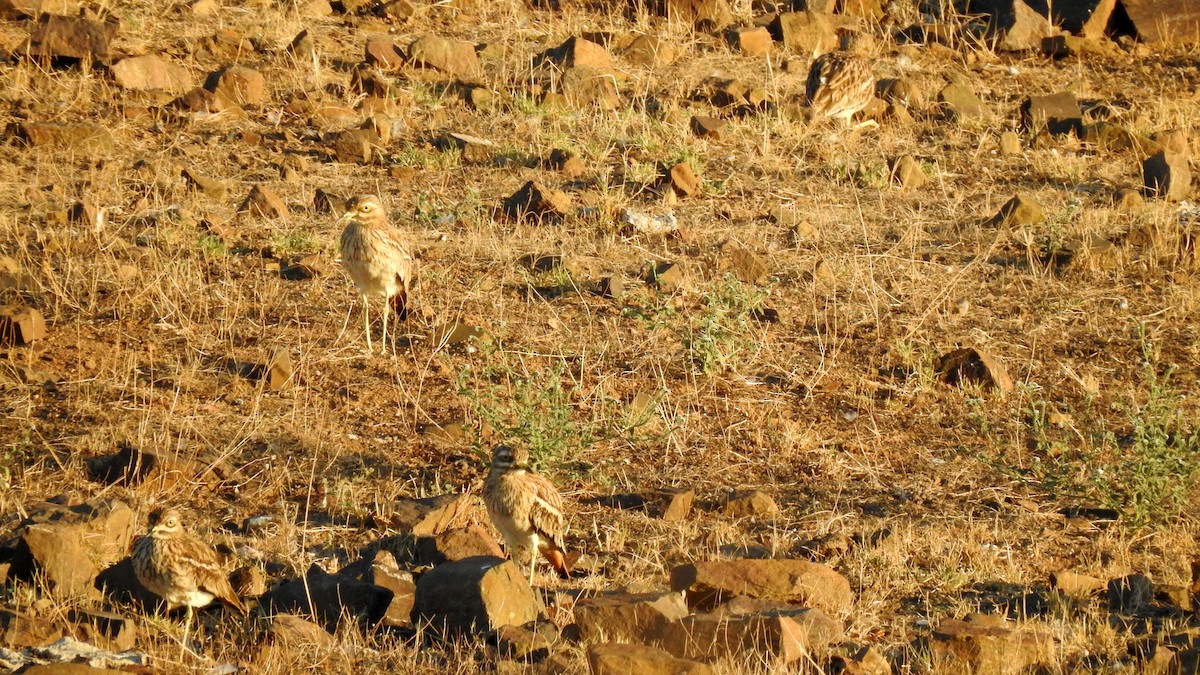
[1,0,1200,671]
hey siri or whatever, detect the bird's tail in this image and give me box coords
[540,544,574,579]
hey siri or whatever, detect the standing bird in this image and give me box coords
[804,50,876,126]
[483,445,571,583]
[131,508,247,651]
[338,194,415,352]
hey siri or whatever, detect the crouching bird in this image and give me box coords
[483,445,573,583]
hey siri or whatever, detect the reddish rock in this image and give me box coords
[890,154,927,189]
[770,12,837,54]
[1021,91,1083,136]
[935,347,1014,393]
[1120,0,1200,43]
[622,35,676,66]
[504,181,572,221]
[722,489,777,517]
[241,184,289,219]
[0,305,45,345]
[588,643,714,675]
[26,13,118,61]
[573,591,690,643]
[938,83,988,121]
[408,34,482,78]
[8,499,136,596]
[1143,150,1191,201]
[659,489,695,521]
[542,36,613,72]
[671,559,853,614]
[365,39,405,69]
[111,54,192,92]
[269,613,334,646]
[668,163,701,197]
[417,524,505,564]
[331,129,377,164]
[375,493,480,535]
[729,26,772,55]
[205,65,266,107]
[658,608,843,664]
[990,193,1044,226]
[930,616,1055,673]
[561,66,620,109]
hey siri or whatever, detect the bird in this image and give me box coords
[483,445,572,584]
[804,49,876,126]
[131,508,247,651]
[337,194,415,352]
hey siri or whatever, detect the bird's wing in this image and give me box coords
[185,538,248,614]
[526,473,567,550]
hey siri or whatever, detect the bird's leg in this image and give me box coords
[381,293,390,352]
[528,545,537,586]
[180,606,192,659]
[361,295,372,352]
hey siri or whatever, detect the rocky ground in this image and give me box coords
[0,0,1199,672]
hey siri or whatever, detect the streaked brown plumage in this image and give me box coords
[804,50,875,124]
[338,194,415,352]
[131,508,246,650]
[483,445,571,583]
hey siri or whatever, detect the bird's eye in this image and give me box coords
[165,517,176,526]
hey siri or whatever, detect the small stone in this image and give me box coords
[646,261,686,292]
[990,193,1045,227]
[999,131,1023,156]
[876,78,923,107]
[269,614,335,646]
[729,26,772,56]
[496,623,553,661]
[935,347,1013,393]
[718,242,769,284]
[668,163,701,197]
[622,35,676,66]
[407,34,482,79]
[722,489,778,517]
[504,181,572,221]
[266,349,293,391]
[1021,91,1083,136]
[660,489,694,522]
[1143,150,1191,201]
[182,167,227,199]
[938,83,988,121]
[0,305,46,345]
[465,86,495,111]
[1050,570,1105,596]
[111,54,192,92]
[541,36,613,72]
[365,39,405,69]
[205,65,266,108]
[241,184,289,219]
[890,155,927,189]
[1113,187,1144,211]
[690,115,725,139]
[561,66,620,109]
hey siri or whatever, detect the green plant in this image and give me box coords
[271,231,320,256]
[681,276,768,376]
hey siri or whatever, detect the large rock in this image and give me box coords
[7,499,135,596]
[415,524,505,565]
[1021,91,1082,136]
[938,84,988,121]
[26,13,118,61]
[373,493,479,535]
[205,65,266,107]
[769,12,837,54]
[658,608,842,664]
[587,643,714,675]
[574,591,690,643]
[968,0,1058,50]
[1143,150,1191,202]
[670,559,853,614]
[111,55,191,92]
[410,556,543,634]
[561,66,620,109]
[929,616,1055,673]
[1120,0,1200,43]
[340,550,416,627]
[260,564,392,632]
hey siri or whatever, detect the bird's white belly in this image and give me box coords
[165,588,216,609]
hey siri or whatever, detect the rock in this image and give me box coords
[561,66,620,108]
[110,54,191,92]
[1041,34,1118,58]
[573,591,690,643]
[990,193,1044,227]
[659,489,694,521]
[205,65,266,108]
[438,132,495,162]
[934,347,1013,393]
[1120,0,1200,44]
[658,608,842,664]
[596,276,625,299]
[265,349,293,391]
[261,564,392,632]
[9,500,135,596]
[541,36,613,72]
[504,181,572,222]
[670,559,853,613]
[690,115,725,139]
[1050,570,1105,596]
[0,0,40,20]
[241,184,289,219]
[407,34,482,78]
[1109,574,1154,615]
[999,131,1022,155]
[840,0,883,18]
[0,305,46,345]
[1143,150,1190,201]
[230,565,267,598]
[465,86,495,111]
[1082,122,1158,155]
[890,155,927,189]
[718,242,769,284]
[374,493,479,535]
[9,122,114,153]
[587,643,714,675]
[365,39,405,69]
[269,613,334,646]
[769,12,837,54]
[547,148,585,178]
[181,167,227,199]
[660,0,734,28]
[877,78,923,107]
[341,550,415,627]
[722,490,778,517]
[938,83,988,121]
[0,606,63,648]
[622,35,676,66]
[85,443,221,490]
[668,163,701,197]
[17,525,98,595]
[1021,92,1083,136]
[495,623,554,661]
[1151,129,1190,157]
[646,261,686,292]
[410,556,543,634]
[970,0,1057,51]
[416,524,505,565]
[26,13,117,61]
[728,26,772,55]
[1040,0,1118,39]
[68,609,135,652]
[828,644,892,674]
[929,616,1054,673]
[331,129,377,164]
[1113,187,1144,211]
